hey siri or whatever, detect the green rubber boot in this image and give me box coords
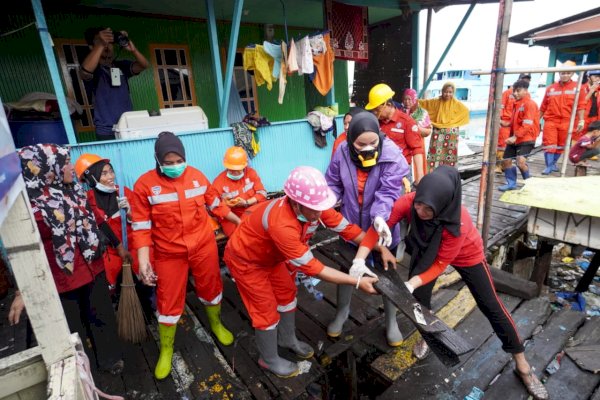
[205,304,234,346]
[155,323,176,380]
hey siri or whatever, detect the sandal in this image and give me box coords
[514,368,548,400]
[412,339,430,360]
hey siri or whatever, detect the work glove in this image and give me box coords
[404,281,415,294]
[402,177,411,195]
[373,216,392,247]
[577,119,585,132]
[349,258,378,289]
[117,196,131,213]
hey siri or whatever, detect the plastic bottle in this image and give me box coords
[296,273,324,301]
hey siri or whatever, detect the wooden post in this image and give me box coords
[575,250,600,293]
[575,165,587,176]
[530,240,554,295]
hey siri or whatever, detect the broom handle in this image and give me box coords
[117,148,128,250]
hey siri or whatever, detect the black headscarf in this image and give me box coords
[346,111,384,172]
[406,166,462,277]
[155,131,186,174]
[344,106,364,119]
[88,160,119,217]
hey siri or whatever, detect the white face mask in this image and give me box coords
[95,181,117,193]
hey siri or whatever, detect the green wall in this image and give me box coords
[1,7,350,137]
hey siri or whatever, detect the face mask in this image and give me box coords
[227,171,244,181]
[95,182,117,193]
[297,214,309,223]
[357,145,379,168]
[162,163,187,178]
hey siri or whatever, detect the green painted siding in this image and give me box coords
[1,8,350,140]
[304,60,350,115]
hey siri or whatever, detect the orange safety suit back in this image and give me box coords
[224,196,361,276]
[131,167,224,255]
[511,94,540,145]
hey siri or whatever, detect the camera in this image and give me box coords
[113,31,129,47]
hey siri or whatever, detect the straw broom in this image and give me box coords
[116,148,147,343]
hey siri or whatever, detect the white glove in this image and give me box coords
[117,196,131,213]
[373,216,392,247]
[577,119,585,131]
[349,258,378,289]
[404,281,415,294]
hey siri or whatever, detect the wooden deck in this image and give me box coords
[1,147,599,399]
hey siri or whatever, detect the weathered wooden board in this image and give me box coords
[484,309,586,400]
[379,294,521,400]
[434,297,552,398]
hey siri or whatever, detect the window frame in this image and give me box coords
[149,44,197,108]
[222,47,260,115]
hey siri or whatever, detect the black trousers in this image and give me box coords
[412,262,525,354]
[59,271,123,370]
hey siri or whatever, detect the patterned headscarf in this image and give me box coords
[18,144,102,273]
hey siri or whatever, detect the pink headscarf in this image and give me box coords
[403,88,418,104]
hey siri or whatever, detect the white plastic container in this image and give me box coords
[113,106,209,139]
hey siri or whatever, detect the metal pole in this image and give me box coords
[220,0,244,128]
[422,8,432,90]
[418,2,476,98]
[477,0,512,248]
[560,69,585,176]
[205,0,224,123]
[411,11,420,92]
[31,0,77,145]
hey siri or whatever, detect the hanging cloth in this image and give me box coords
[326,0,369,62]
[311,32,335,96]
[243,45,275,90]
[278,42,288,104]
[263,41,283,80]
[231,122,259,159]
[296,36,314,75]
[287,38,299,74]
[227,78,248,125]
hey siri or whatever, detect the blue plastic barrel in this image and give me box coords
[9,120,69,148]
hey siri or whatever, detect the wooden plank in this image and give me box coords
[434,297,552,399]
[379,294,521,400]
[542,317,600,400]
[47,355,84,400]
[488,266,538,299]
[0,192,74,364]
[0,347,46,398]
[484,309,586,400]
[371,285,477,381]
[530,240,554,295]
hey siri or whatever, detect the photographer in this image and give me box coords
[80,27,149,140]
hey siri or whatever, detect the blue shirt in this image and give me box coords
[84,60,135,136]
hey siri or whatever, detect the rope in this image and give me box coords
[0,22,36,38]
[75,351,125,400]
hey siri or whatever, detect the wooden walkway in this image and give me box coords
[1,148,599,399]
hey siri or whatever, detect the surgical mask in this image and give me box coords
[95,182,117,193]
[297,214,309,223]
[357,145,379,168]
[227,171,244,181]
[161,163,187,178]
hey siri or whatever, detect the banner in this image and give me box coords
[326,0,369,62]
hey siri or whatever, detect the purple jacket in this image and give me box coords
[326,137,409,247]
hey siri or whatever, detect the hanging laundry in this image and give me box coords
[263,41,283,80]
[326,0,369,62]
[278,42,288,104]
[243,45,275,90]
[295,36,314,75]
[309,34,327,56]
[311,32,335,96]
[306,109,336,148]
[231,122,259,159]
[287,38,299,74]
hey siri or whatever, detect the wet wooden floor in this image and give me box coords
[1,148,599,399]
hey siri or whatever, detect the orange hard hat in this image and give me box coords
[75,153,110,180]
[223,146,248,170]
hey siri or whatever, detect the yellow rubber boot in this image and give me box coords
[494,151,505,174]
[205,304,234,346]
[155,323,176,380]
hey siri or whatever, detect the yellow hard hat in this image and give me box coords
[365,83,395,110]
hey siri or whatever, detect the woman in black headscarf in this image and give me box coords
[353,166,548,400]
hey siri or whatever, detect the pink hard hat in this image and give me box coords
[283,166,337,211]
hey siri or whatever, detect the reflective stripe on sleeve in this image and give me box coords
[256,190,268,197]
[243,182,255,192]
[523,119,533,125]
[132,221,152,230]
[289,249,315,267]
[261,199,279,230]
[330,218,350,233]
[208,198,221,210]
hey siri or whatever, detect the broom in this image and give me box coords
[116,149,147,343]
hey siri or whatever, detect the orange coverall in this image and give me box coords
[583,82,600,138]
[540,80,586,154]
[223,197,361,330]
[498,88,515,150]
[131,167,226,325]
[511,94,540,145]
[210,167,267,237]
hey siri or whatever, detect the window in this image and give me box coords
[54,39,94,133]
[150,45,196,108]
[233,52,258,114]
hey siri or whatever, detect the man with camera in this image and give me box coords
[80,27,149,140]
